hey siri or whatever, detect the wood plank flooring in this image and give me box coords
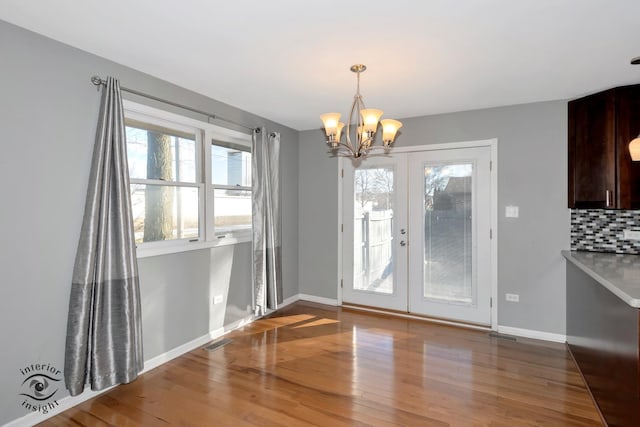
[39,302,602,426]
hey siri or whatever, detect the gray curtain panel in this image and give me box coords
[252,128,283,315]
[64,77,143,396]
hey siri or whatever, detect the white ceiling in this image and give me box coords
[2,0,640,131]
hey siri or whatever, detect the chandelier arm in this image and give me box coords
[332,140,379,158]
[344,93,360,152]
[355,94,370,157]
[331,141,357,157]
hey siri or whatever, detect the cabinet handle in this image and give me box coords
[605,190,612,208]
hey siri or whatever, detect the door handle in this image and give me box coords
[400,240,407,247]
[400,228,406,235]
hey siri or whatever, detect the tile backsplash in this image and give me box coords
[571,209,640,254]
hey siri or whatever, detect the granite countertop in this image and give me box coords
[562,250,640,308]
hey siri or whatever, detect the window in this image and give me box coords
[125,118,202,245]
[211,141,252,236]
[123,101,252,256]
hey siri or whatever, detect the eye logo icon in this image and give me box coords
[21,373,60,401]
[19,363,62,415]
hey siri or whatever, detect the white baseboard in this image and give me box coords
[280,294,301,308]
[8,294,339,426]
[142,327,225,373]
[277,293,339,309]
[298,294,339,306]
[280,296,566,345]
[6,300,566,427]
[497,325,566,343]
[343,304,491,332]
[5,383,118,427]
[223,315,256,332]
[6,327,227,427]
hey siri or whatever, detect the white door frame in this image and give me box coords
[337,138,498,330]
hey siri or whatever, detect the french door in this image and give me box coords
[342,154,408,311]
[342,144,494,326]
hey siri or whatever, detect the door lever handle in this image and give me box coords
[400,240,407,247]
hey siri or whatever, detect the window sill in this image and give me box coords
[136,235,251,259]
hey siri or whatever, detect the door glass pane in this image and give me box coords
[354,167,394,294]
[423,163,473,304]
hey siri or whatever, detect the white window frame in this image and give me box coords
[209,140,253,243]
[123,100,253,258]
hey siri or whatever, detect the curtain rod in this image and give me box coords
[90,76,259,133]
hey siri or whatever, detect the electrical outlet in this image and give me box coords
[505,293,519,302]
[213,295,224,304]
[623,229,640,241]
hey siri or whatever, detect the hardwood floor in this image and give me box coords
[39,302,602,426]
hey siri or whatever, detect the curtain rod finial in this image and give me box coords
[91,76,104,86]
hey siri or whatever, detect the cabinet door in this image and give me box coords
[568,90,616,208]
[615,86,640,209]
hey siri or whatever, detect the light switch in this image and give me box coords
[505,206,519,218]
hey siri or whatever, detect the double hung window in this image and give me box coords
[123,101,252,256]
[125,118,201,245]
[211,141,252,236]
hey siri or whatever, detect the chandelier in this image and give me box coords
[320,64,402,158]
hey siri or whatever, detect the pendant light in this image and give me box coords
[629,56,640,161]
[320,64,402,158]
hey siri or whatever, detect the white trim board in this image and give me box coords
[337,138,499,329]
[223,315,257,333]
[6,295,304,426]
[143,327,225,372]
[280,294,301,308]
[386,138,498,154]
[298,294,339,306]
[489,140,499,329]
[5,384,119,427]
[7,326,232,427]
[342,304,492,332]
[282,295,565,344]
[6,296,562,427]
[497,325,566,343]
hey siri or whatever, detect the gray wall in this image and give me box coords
[0,20,298,425]
[299,101,569,334]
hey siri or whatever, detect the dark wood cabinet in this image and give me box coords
[568,84,640,209]
[566,261,640,426]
